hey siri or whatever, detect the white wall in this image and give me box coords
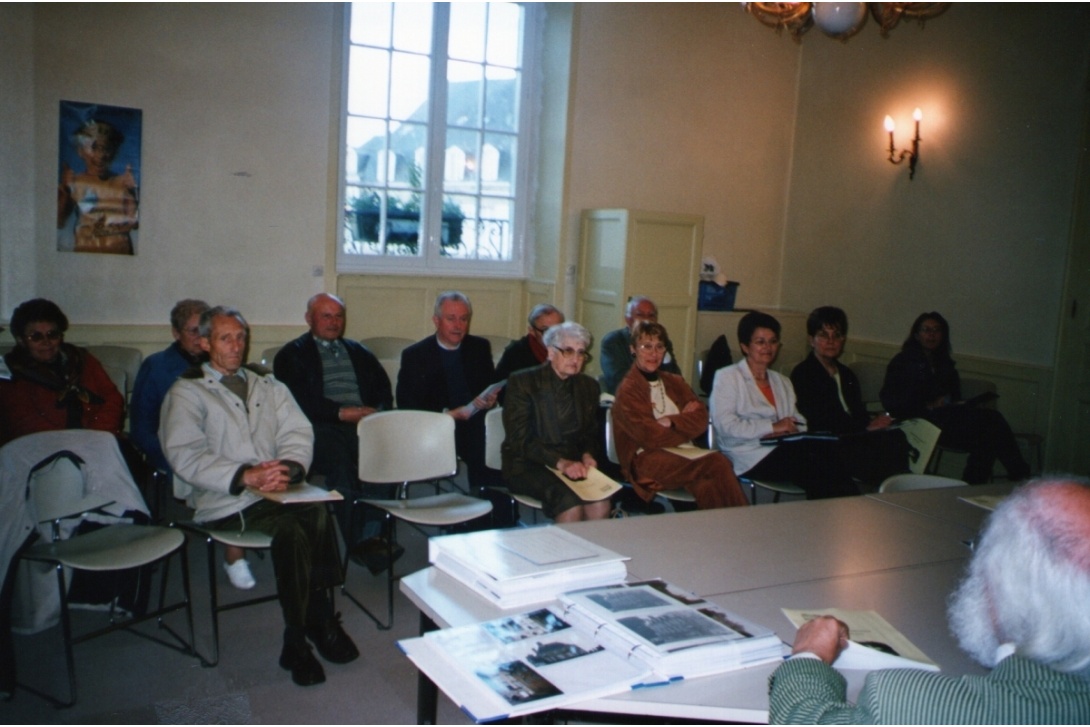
[0,4,37,318]
[25,3,339,325]
[564,3,801,314]
[781,4,1090,366]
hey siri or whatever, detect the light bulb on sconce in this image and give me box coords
[885,107,922,180]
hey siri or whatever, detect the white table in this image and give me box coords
[401,493,993,724]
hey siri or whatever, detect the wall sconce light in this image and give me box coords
[884,108,922,179]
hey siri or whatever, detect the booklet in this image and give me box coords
[547,465,622,501]
[464,380,507,417]
[782,607,938,670]
[400,579,782,723]
[661,444,716,460]
[253,481,344,504]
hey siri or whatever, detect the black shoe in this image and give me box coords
[279,635,326,686]
[307,612,359,664]
[349,536,406,576]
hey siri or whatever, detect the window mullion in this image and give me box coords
[422,4,451,267]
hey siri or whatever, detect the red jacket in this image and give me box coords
[0,345,125,446]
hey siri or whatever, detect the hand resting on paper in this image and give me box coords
[791,615,850,665]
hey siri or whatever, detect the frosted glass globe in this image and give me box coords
[813,2,868,38]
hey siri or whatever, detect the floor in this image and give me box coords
[5,473,775,724]
[6,491,479,725]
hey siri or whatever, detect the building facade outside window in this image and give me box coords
[339,2,540,277]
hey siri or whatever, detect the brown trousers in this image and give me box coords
[629,449,748,509]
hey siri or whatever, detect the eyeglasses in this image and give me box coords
[636,342,666,353]
[24,330,62,343]
[919,326,942,335]
[532,326,549,336]
[552,346,591,362]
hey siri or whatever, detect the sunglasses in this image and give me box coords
[24,330,63,343]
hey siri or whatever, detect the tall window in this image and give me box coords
[340,2,539,276]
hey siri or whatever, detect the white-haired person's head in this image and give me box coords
[948,476,1090,676]
[543,322,591,352]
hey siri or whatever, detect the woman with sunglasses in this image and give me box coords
[612,322,748,509]
[502,322,610,522]
[0,298,124,446]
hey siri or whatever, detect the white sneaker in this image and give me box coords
[223,558,256,590]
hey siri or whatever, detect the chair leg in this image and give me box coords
[341,508,395,630]
[205,534,222,667]
[29,563,79,708]
[57,563,78,708]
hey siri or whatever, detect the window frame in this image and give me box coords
[336,2,542,278]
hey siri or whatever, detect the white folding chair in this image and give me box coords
[87,344,143,403]
[878,473,968,493]
[19,453,197,707]
[707,419,805,505]
[345,410,492,628]
[171,522,276,667]
[484,407,543,524]
[604,407,695,512]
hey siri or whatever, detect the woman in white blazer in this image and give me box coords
[710,311,856,499]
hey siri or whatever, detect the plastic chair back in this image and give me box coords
[605,407,620,465]
[360,336,414,359]
[87,345,143,399]
[357,410,457,483]
[260,345,282,366]
[878,473,968,493]
[484,408,505,470]
[849,360,888,414]
[28,453,114,523]
[480,335,512,365]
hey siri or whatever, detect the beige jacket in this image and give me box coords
[160,365,313,522]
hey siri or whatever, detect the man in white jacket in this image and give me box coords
[161,306,356,687]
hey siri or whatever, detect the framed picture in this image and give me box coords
[56,100,143,255]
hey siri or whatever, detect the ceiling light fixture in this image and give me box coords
[742,2,950,42]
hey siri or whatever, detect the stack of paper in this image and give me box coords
[428,526,629,609]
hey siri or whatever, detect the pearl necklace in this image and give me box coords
[650,380,667,416]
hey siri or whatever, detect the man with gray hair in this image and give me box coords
[768,476,1090,723]
[494,303,565,385]
[598,296,680,395]
[397,291,500,495]
[161,306,357,687]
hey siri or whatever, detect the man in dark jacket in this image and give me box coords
[397,291,500,494]
[274,293,393,567]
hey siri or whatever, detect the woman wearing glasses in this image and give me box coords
[501,322,610,522]
[880,312,1029,484]
[791,307,908,485]
[710,311,857,499]
[613,322,747,508]
[0,298,124,446]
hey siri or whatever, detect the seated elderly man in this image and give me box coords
[161,306,356,687]
[273,293,394,572]
[768,476,1090,724]
[397,291,500,493]
[598,295,680,395]
[494,303,565,384]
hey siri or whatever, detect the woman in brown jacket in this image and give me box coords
[613,322,748,509]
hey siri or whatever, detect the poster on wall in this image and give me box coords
[56,100,142,255]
